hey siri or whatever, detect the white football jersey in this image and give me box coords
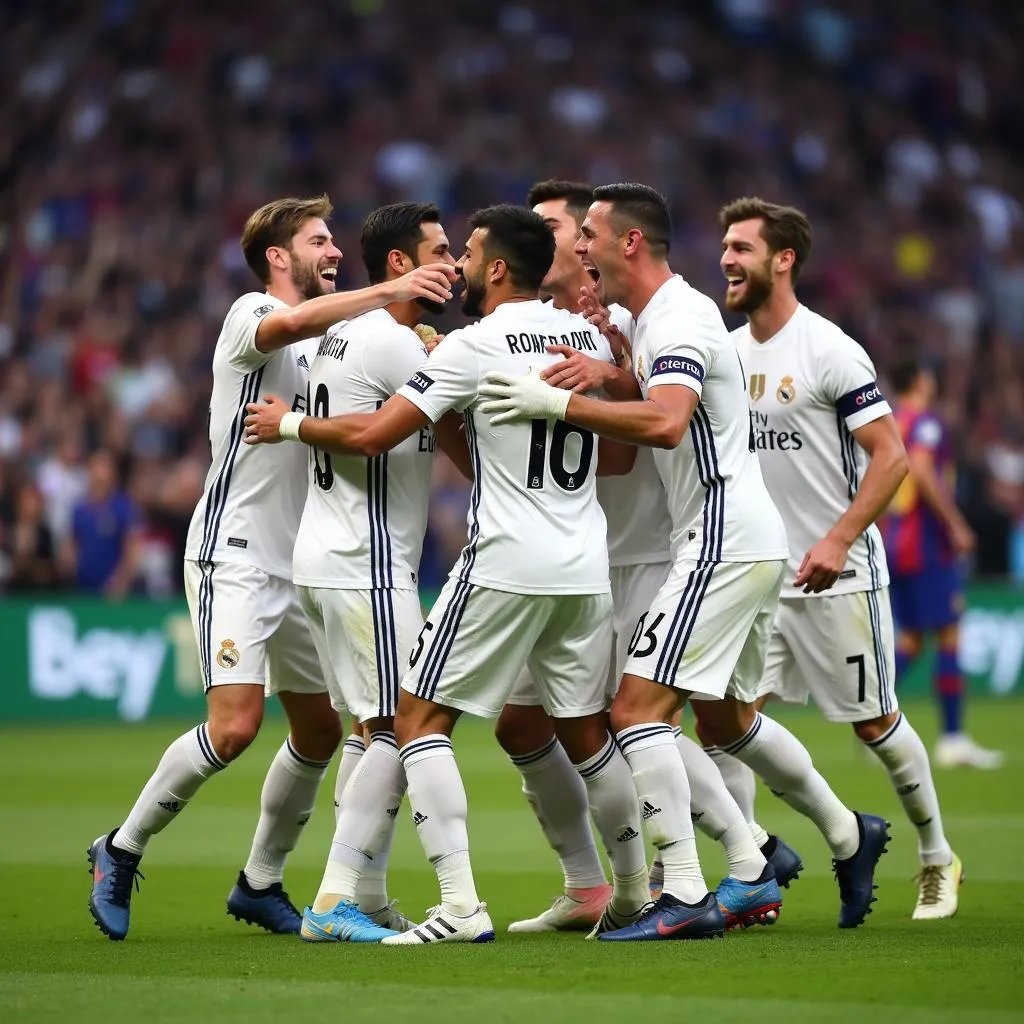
[292,309,434,590]
[632,276,788,564]
[185,292,317,581]
[596,304,673,567]
[398,299,613,595]
[733,304,892,597]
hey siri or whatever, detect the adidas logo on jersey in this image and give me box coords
[642,801,662,820]
[158,800,183,814]
[616,826,640,842]
[386,806,400,819]
[297,354,310,370]
[413,811,429,826]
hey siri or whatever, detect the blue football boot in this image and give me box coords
[227,871,302,934]
[598,892,725,942]
[716,864,782,930]
[834,813,891,928]
[762,834,803,889]
[88,831,144,941]
[301,899,400,943]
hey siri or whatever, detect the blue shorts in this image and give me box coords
[888,565,963,634]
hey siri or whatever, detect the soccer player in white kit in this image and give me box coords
[719,197,962,920]
[86,195,456,942]
[482,184,890,939]
[286,203,472,942]
[244,204,652,945]
[501,181,800,935]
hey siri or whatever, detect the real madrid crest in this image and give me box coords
[776,375,796,404]
[216,639,240,669]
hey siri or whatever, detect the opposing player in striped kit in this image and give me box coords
[86,195,455,941]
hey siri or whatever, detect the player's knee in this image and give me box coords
[207,715,261,762]
[609,683,670,734]
[494,704,554,756]
[292,713,343,762]
[852,710,900,745]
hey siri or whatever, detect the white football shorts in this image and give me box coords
[757,588,898,723]
[297,585,423,720]
[506,560,671,708]
[403,578,613,719]
[184,559,325,696]
[624,558,785,703]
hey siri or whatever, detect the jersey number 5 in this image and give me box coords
[309,383,334,491]
[526,419,594,491]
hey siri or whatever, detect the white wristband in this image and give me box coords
[279,411,306,442]
[550,387,572,420]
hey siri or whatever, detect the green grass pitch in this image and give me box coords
[2,697,1022,1023]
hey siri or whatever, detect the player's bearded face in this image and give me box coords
[460,263,487,318]
[289,250,332,301]
[723,255,773,313]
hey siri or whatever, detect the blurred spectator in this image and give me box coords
[65,450,140,598]
[2,0,1024,590]
[2,480,59,591]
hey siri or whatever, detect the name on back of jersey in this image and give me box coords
[505,330,598,355]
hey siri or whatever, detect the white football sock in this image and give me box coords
[401,734,480,917]
[574,735,649,910]
[113,723,227,855]
[243,738,330,889]
[510,736,607,891]
[866,713,952,867]
[334,734,366,821]
[726,713,859,860]
[674,729,766,882]
[617,724,707,905]
[315,732,405,912]
[704,744,770,846]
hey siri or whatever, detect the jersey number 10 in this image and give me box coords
[526,419,594,491]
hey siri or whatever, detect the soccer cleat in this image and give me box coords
[585,897,652,939]
[300,900,399,942]
[227,871,302,934]
[833,812,890,929]
[381,903,495,944]
[762,834,803,888]
[367,899,417,933]
[87,831,143,941]
[598,892,725,942]
[508,884,612,933]
[912,853,963,920]
[934,734,1004,771]
[716,865,782,930]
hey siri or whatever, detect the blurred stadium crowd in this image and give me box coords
[1,0,1023,596]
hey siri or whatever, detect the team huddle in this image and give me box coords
[87,179,965,946]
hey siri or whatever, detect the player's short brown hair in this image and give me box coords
[240,195,334,284]
[718,197,813,283]
[526,180,595,228]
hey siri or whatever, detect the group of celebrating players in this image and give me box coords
[88,176,976,946]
